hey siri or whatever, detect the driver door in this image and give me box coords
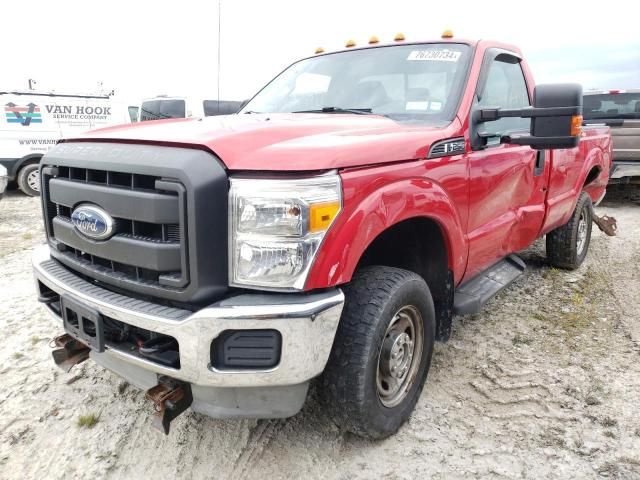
[463,51,549,281]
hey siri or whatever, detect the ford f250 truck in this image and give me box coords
[32,34,611,439]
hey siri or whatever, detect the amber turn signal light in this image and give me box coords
[309,202,340,232]
[570,115,583,136]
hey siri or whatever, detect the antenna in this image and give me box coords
[217,0,221,114]
[28,79,37,90]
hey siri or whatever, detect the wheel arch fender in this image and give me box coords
[579,143,608,202]
[305,176,468,289]
[12,153,43,178]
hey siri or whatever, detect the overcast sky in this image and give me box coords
[4,0,639,103]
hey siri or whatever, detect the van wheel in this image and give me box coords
[546,191,593,270]
[320,266,435,439]
[17,164,40,196]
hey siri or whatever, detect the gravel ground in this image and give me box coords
[0,185,639,479]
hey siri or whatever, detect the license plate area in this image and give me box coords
[60,295,105,352]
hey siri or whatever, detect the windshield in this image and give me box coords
[583,93,640,120]
[241,43,472,123]
[139,99,186,121]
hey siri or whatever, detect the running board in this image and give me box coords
[453,255,526,315]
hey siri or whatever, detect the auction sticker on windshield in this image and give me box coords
[407,49,461,62]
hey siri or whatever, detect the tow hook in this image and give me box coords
[51,333,91,372]
[593,213,617,236]
[145,376,193,435]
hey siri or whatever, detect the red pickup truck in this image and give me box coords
[33,34,611,439]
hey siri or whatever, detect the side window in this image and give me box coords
[477,59,530,136]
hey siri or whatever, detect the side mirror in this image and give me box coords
[477,83,583,150]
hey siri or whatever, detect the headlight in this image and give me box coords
[229,173,342,290]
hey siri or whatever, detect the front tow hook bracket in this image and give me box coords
[145,376,193,435]
[593,213,617,237]
[51,334,91,372]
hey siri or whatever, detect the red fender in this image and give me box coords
[305,165,468,290]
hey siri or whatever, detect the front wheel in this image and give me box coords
[546,191,593,270]
[17,163,41,197]
[320,266,435,439]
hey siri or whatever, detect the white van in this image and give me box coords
[0,90,133,195]
[139,95,245,121]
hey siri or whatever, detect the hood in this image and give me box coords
[67,113,457,171]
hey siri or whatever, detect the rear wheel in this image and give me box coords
[17,163,40,197]
[546,191,593,270]
[320,266,435,439]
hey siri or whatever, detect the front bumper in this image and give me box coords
[32,244,344,417]
[610,161,640,181]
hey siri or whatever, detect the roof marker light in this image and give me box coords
[368,36,379,44]
[345,39,356,48]
[394,33,405,41]
[315,47,324,54]
[442,29,454,39]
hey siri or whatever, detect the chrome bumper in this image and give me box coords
[32,244,344,388]
[610,161,640,180]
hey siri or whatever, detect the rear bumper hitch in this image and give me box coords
[593,213,617,237]
[51,334,91,372]
[145,376,193,435]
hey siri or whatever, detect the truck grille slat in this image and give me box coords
[42,165,188,297]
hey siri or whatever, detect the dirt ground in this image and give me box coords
[0,185,639,480]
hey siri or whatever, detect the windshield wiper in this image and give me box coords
[293,107,373,115]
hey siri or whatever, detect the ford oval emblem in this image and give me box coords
[70,204,115,240]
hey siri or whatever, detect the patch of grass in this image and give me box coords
[77,413,100,428]
[13,352,24,359]
[603,430,616,439]
[600,416,618,428]
[30,336,40,345]
[512,333,533,346]
[532,312,547,321]
[21,232,33,240]
[570,292,584,307]
[542,267,561,280]
[635,427,640,437]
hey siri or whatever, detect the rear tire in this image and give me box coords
[546,191,593,270]
[17,163,40,197]
[320,266,435,439]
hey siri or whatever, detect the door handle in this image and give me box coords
[533,151,545,176]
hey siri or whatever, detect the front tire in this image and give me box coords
[17,163,41,197]
[546,191,593,270]
[320,266,435,439]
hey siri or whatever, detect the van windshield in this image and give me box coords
[241,43,472,124]
[140,99,186,121]
[583,93,640,120]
